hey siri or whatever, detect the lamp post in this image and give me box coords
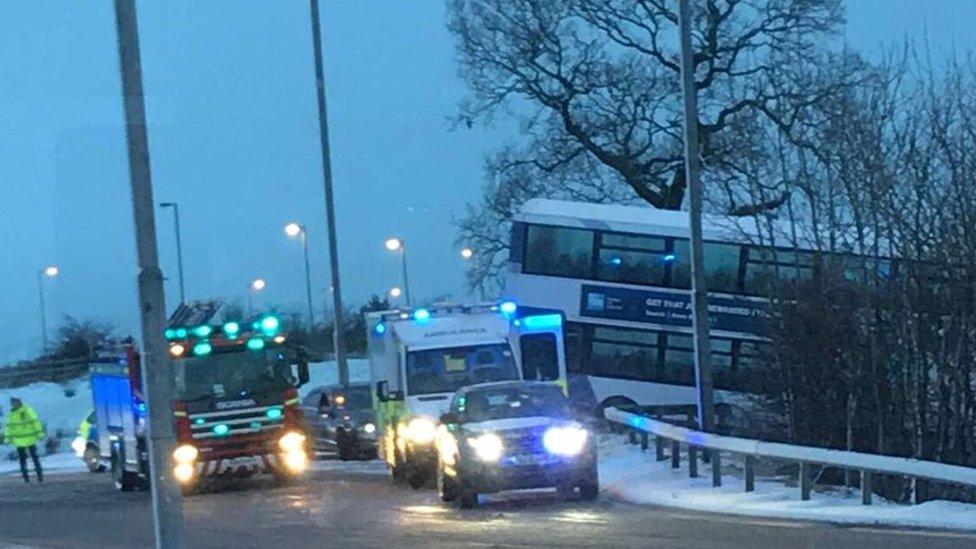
[248,278,266,317]
[159,202,186,305]
[284,223,315,329]
[37,266,58,350]
[385,238,411,306]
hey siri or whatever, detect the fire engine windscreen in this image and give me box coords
[406,343,519,396]
[175,350,295,401]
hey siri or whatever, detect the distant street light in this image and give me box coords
[159,202,187,305]
[389,286,402,299]
[460,247,474,260]
[248,278,266,316]
[38,266,58,350]
[384,237,411,306]
[284,222,315,329]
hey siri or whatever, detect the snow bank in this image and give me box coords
[0,452,86,478]
[301,359,371,398]
[598,436,976,532]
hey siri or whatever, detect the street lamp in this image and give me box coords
[248,278,266,316]
[384,237,411,306]
[460,247,474,260]
[159,202,186,305]
[284,222,315,329]
[38,266,58,350]
[388,286,402,300]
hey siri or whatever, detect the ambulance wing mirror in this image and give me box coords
[376,380,403,402]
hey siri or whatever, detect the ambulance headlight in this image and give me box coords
[405,417,437,444]
[543,424,588,457]
[174,463,195,483]
[71,436,87,458]
[468,433,504,462]
[172,444,198,464]
[278,431,306,452]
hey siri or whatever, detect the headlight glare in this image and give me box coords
[71,436,87,458]
[468,433,504,462]
[172,444,198,464]
[543,424,588,456]
[279,431,306,452]
[405,417,437,444]
[363,422,376,434]
[174,463,195,483]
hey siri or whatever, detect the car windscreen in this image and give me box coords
[333,387,372,410]
[406,343,519,396]
[461,385,572,423]
[175,349,294,402]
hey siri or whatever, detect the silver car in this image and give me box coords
[301,384,377,460]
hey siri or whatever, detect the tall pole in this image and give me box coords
[113,1,185,547]
[400,246,412,307]
[678,0,716,435]
[309,0,350,387]
[300,227,315,330]
[37,272,48,350]
[160,203,186,305]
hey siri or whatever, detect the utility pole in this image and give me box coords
[113,1,185,547]
[308,0,350,387]
[678,0,716,436]
[159,202,186,305]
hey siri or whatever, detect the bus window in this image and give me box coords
[520,333,559,381]
[596,233,667,285]
[523,224,594,278]
[671,240,742,293]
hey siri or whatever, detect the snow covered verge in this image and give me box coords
[598,435,976,532]
[0,378,91,439]
[0,452,86,477]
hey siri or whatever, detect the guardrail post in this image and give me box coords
[671,440,681,469]
[744,455,755,492]
[655,437,666,461]
[629,430,638,445]
[861,470,872,505]
[640,432,649,452]
[800,462,812,501]
[711,450,722,487]
[689,446,698,478]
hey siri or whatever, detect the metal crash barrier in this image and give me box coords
[605,407,976,505]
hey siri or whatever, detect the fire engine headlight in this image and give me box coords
[282,449,308,473]
[71,436,87,458]
[542,424,588,457]
[405,417,437,444]
[278,431,306,452]
[468,433,504,462]
[172,444,198,464]
[362,422,376,434]
[174,463,195,483]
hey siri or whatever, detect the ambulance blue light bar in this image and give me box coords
[519,314,562,331]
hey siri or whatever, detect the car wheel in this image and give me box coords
[407,465,428,490]
[84,446,105,473]
[337,438,354,461]
[556,482,575,500]
[438,465,458,502]
[457,475,477,509]
[579,466,599,501]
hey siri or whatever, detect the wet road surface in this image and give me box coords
[1,463,974,548]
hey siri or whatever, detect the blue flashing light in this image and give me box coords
[223,321,241,337]
[246,338,266,351]
[260,316,280,335]
[212,424,230,436]
[175,328,188,339]
[192,325,213,338]
[521,314,563,331]
[266,407,283,420]
[374,323,386,335]
[193,418,205,426]
[164,328,177,340]
[192,342,212,356]
[609,256,623,266]
[662,253,677,262]
[412,308,431,322]
[499,301,517,316]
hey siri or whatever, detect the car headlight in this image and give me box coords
[404,417,437,444]
[468,433,504,462]
[72,436,87,458]
[172,444,198,464]
[363,422,376,434]
[543,424,588,457]
[279,431,306,452]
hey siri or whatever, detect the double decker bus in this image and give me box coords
[505,198,860,415]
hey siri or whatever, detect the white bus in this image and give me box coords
[505,199,855,415]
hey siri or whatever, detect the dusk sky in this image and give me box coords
[1,1,974,363]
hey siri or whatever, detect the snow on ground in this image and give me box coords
[0,452,86,478]
[598,435,976,532]
[0,378,92,438]
[310,458,387,476]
